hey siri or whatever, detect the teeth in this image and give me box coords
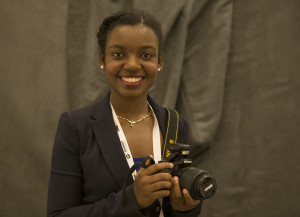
[122,77,142,83]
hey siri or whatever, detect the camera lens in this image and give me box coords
[177,167,217,200]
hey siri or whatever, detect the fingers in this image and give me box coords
[142,162,173,176]
[182,189,200,205]
[133,165,172,208]
[138,162,173,184]
[153,189,171,198]
[149,172,172,184]
[182,189,191,201]
[134,160,174,208]
[137,154,173,175]
[136,174,172,192]
[171,176,182,198]
[170,176,201,212]
[151,180,172,191]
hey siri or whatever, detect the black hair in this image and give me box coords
[97,9,164,57]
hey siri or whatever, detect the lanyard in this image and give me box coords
[111,103,166,217]
[110,102,161,179]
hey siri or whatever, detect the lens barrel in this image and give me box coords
[177,167,217,200]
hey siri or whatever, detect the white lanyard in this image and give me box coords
[111,102,164,216]
[110,102,162,179]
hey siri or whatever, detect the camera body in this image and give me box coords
[159,143,217,200]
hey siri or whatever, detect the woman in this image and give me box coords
[47,9,202,217]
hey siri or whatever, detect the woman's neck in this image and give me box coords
[110,92,150,120]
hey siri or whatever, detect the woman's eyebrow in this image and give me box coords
[108,44,157,51]
[140,45,156,51]
[108,44,125,49]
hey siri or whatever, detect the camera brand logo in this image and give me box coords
[165,150,171,157]
[204,184,214,192]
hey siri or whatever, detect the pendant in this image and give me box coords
[130,120,137,127]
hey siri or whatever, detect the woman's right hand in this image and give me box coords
[133,158,174,209]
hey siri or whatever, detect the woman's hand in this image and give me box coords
[170,176,201,212]
[133,159,173,209]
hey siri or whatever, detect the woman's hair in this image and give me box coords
[97,9,164,57]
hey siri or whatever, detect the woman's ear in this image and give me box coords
[99,54,105,70]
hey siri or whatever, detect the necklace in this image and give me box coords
[117,110,152,127]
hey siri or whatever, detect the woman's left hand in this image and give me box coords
[170,176,201,212]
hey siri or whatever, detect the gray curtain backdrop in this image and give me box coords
[0,0,299,217]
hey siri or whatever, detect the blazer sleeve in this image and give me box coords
[47,112,144,217]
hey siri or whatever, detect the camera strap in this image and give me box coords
[162,108,179,160]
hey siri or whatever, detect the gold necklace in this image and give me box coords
[117,110,152,127]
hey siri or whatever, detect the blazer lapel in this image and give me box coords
[90,94,168,188]
[90,93,131,188]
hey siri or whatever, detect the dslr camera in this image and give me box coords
[159,143,217,200]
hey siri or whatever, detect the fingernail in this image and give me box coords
[170,163,174,168]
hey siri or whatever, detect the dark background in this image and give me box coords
[1,0,299,217]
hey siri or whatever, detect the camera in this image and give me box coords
[159,143,217,200]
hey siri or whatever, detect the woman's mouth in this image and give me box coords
[120,76,144,87]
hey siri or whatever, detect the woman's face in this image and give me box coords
[100,24,163,100]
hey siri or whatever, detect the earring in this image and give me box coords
[158,67,161,72]
[100,65,104,70]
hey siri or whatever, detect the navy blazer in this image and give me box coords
[47,93,202,217]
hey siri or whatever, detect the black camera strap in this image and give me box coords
[162,108,179,160]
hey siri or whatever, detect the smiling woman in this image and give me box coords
[47,9,202,217]
[100,24,161,102]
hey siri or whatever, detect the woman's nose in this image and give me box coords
[124,55,141,72]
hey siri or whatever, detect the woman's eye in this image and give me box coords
[142,53,153,59]
[112,52,124,58]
